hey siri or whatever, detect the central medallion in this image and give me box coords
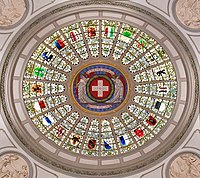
[87,75,114,103]
[73,64,128,112]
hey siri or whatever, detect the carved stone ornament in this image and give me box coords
[0,153,29,178]
[169,153,200,178]
[176,0,200,29]
[0,0,26,27]
[0,1,199,177]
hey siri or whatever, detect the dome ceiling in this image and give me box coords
[22,19,177,157]
[0,1,199,177]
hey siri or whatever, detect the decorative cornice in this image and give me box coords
[0,1,199,177]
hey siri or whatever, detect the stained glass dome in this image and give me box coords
[1,1,199,176]
[22,19,177,157]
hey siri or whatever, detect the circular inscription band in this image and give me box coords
[72,64,128,112]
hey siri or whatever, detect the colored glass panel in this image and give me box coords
[22,19,178,157]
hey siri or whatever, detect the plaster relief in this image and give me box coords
[176,0,200,29]
[0,153,29,178]
[0,0,26,27]
[169,153,200,178]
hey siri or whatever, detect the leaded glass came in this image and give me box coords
[22,19,177,157]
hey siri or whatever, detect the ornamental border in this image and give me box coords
[0,1,199,177]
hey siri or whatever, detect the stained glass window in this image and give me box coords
[23,19,177,157]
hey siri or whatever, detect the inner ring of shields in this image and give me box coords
[23,19,177,157]
[73,64,128,112]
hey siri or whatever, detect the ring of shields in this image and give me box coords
[41,114,157,151]
[31,24,169,151]
[37,25,148,64]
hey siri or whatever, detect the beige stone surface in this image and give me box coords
[169,153,200,178]
[176,0,200,29]
[147,0,169,15]
[0,153,29,178]
[0,0,26,26]
[0,130,14,149]
[36,166,57,178]
[141,166,163,178]
[0,1,199,178]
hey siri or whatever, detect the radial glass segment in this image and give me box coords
[22,19,177,157]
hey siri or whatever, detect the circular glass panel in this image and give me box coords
[72,64,128,112]
[22,19,178,157]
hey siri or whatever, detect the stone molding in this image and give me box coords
[167,152,200,178]
[0,151,32,178]
[0,0,199,177]
[173,0,200,31]
[0,0,28,29]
